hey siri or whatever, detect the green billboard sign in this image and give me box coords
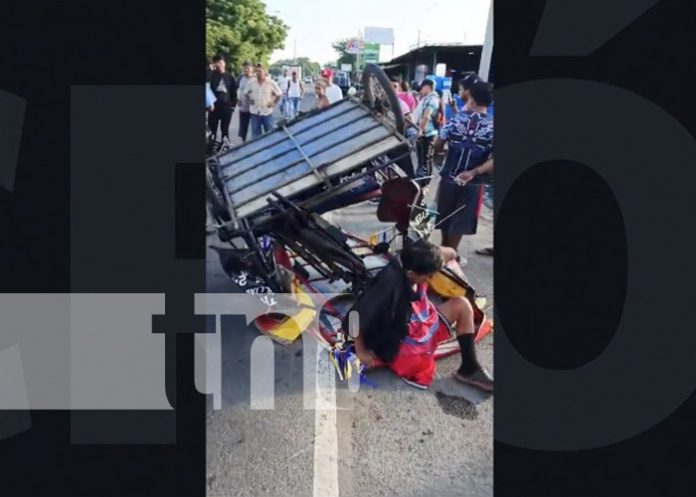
[362,43,380,65]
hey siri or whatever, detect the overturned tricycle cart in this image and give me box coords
[206,64,491,382]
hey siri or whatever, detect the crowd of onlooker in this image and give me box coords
[205,55,346,147]
[386,71,494,256]
[411,72,494,256]
[206,55,282,144]
[206,54,494,256]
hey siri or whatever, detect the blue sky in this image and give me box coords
[264,0,492,65]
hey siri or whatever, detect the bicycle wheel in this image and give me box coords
[361,63,405,135]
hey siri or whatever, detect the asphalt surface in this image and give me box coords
[206,89,493,497]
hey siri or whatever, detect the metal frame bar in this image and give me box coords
[221,105,368,181]
[217,100,359,164]
[207,156,242,231]
[225,115,385,196]
[298,148,411,211]
[284,123,336,188]
[230,126,395,210]
[213,152,409,239]
[264,194,369,284]
[219,93,407,183]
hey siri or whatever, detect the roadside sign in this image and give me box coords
[363,43,380,64]
[345,38,364,54]
[341,64,352,72]
[364,27,394,45]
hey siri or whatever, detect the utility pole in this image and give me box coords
[293,38,297,63]
[356,29,362,71]
[478,0,493,80]
[417,30,421,48]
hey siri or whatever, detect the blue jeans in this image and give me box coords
[483,184,494,209]
[251,114,275,138]
[289,97,301,118]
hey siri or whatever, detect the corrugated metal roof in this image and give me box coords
[384,44,483,65]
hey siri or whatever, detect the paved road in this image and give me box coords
[206,90,493,497]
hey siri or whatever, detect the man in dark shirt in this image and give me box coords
[434,81,494,251]
[208,54,237,142]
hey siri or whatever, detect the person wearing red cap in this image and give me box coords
[321,68,343,104]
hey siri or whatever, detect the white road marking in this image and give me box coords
[0,344,30,410]
[194,314,221,411]
[250,335,275,410]
[312,344,339,497]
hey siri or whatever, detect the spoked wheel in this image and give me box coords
[361,63,405,135]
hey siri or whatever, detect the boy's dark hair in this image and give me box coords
[389,76,400,83]
[421,78,435,89]
[401,239,443,275]
[212,54,225,63]
[469,81,493,107]
[459,71,480,92]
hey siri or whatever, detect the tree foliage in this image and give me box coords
[331,38,359,68]
[206,0,289,71]
[269,57,321,78]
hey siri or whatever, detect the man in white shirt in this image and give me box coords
[321,68,344,104]
[244,65,283,138]
[236,61,255,142]
[286,71,305,119]
[277,69,290,118]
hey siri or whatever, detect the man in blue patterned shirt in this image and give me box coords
[434,80,494,251]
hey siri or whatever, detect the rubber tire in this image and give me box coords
[361,63,405,135]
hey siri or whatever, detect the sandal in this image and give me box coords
[475,247,494,256]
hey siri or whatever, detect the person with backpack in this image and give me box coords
[286,71,304,119]
[412,78,442,186]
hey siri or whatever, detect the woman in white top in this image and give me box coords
[286,71,304,119]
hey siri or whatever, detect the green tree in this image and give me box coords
[206,0,289,72]
[331,38,359,69]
